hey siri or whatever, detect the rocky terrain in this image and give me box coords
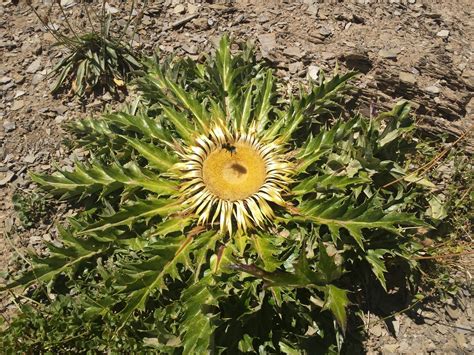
[1,0,472,353]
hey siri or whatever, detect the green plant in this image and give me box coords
[12,190,49,228]
[30,1,143,97]
[1,36,437,353]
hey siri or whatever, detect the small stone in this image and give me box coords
[54,115,66,124]
[14,90,26,98]
[283,46,304,59]
[381,344,399,353]
[446,305,461,320]
[23,154,36,164]
[26,58,42,74]
[182,44,198,55]
[307,65,320,81]
[54,105,68,115]
[258,33,277,53]
[369,323,384,337]
[424,85,441,94]
[319,26,332,37]
[379,49,398,59]
[11,100,25,111]
[288,62,303,74]
[188,4,199,14]
[306,5,318,15]
[0,171,15,186]
[3,120,16,132]
[399,72,416,85]
[0,76,12,85]
[61,0,76,8]
[436,29,450,38]
[173,4,186,14]
[258,14,270,24]
[322,51,336,60]
[31,73,44,85]
[454,333,467,347]
[104,3,120,14]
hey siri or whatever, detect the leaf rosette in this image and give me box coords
[1,36,432,353]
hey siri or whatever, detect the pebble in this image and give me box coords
[23,154,36,164]
[188,4,199,14]
[436,29,450,38]
[31,73,44,85]
[174,4,186,14]
[11,100,25,111]
[307,65,320,81]
[0,76,12,85]
[322,51,336,60]
[258,33,277,53]
[399,72,416,85]
[283,46,304,59]
[424,85,441,94]
[446,305,461,320]
[0,170,14,186]
[2,120,16,132]
[54,115,66,124]
[306,5,318,15]
[14,90,26,98]
[26,58,42,74]
[319,26,332,37]
[288,61,303,74]
[379,49,398,59]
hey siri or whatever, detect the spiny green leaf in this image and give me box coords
[161,105,196,143]
[117,235,194,327]
[365,249,390,291]
[31,161,178,200]
[103,112,172,142]
[180,275,222,354]
[122,135,178,171]
[78,198,181,235]
[252,234,282,272]
[293,174,370,195]
[1,227,109,291]
[296,197,426,249]
[322,285,350,332]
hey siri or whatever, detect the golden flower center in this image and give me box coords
[202,141,267,201]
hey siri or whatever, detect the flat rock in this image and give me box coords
[446,305,461,320]
[322,51,336,60]
[174,4,186,14]
[182,43,198,55]
[26,58,42,74]
[306,5,318,15]
[105,3,120,14]
[2,120,16,132]
[424,85,441,94]
[319,26,332,37]
[23,154,36,164]
[258,33,277,53]
[188,4,199,14]
[0,76,12,85]
[307,65,320,81]
[379,49,398,59]
[399,72,417,85]
[436,29,450,38]
[288,61,303,74]
[0,170,14,186]
[283,46,304,59]
[11,100,25,111]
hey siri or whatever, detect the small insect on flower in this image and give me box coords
[222,142,237,156]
